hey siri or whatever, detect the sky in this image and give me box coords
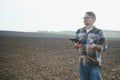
[0,0,120,32]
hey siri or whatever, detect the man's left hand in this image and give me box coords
[88,44,96,49]
[88,44,101,51]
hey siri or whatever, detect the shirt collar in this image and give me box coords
[83,25,96,32]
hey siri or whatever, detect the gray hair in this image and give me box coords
[85,11,96,20]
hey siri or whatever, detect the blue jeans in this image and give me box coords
[79,61,102,80]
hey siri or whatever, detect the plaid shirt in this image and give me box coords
[76,26,107,65]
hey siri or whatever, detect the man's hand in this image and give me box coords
[88,44,101,51]
[88,44,96,48]
[74,42,83,49]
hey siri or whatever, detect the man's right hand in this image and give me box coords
[73,42,83,49]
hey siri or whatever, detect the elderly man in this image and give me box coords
[74,11,107,80]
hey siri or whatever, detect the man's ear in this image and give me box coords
[92,19,96,23]
[93,18,96,22]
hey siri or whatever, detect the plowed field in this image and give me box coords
[0,36,120,80]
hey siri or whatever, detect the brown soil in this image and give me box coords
[0,36,120,80]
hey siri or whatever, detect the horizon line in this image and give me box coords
[0,29,120,32]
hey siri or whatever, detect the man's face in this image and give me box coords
[83,14,95,26]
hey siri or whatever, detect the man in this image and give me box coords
[73,11,107,80]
